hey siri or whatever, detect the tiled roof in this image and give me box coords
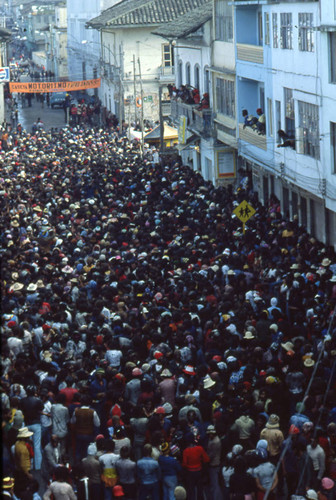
[152,1,212,39]
[87,0,211,29]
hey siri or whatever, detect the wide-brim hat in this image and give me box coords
[17,427,33,438]
[183,365,196,376]
[244,331,255,340]
[161,368,172,377]
[3,477,15,489]
[10,282,24,292]
[266,414,280,428]
[281,341,294,352]
[304,358,315,368]
[27,283,37,291]
[206,425,216,434]
[203,375,216,389]
[321,258,332,267]
[330,275,336,283]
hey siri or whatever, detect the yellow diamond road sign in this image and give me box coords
[233,200,256,224]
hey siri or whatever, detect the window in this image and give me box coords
[267,98,273,136]
[216,78,235,118]
[264,12,270,45]
[275,100,281,138]
[272,13,278,48]
[258,12,263,46]
[217,151,235,178]
[280,13,293,49]
[298,13,314,52]
[330,33,336,83]
[284,88,295,139]
[298,101,320,159]
[186,63,191,85]
[162,44,173,67]
[331,122,336,173]
[194,65,200,90]
[215,0,233,42]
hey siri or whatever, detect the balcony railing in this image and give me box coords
[158,65,175,82]
[171,100,212,136]
[237,43,264,64]
[239,123,267,150]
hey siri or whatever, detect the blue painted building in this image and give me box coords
[233,0,336,248]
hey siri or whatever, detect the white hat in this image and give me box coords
[17,427,33,438]
[306,490,318,500]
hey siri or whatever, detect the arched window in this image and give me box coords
[194,64,200,90]
[185,63,191,85]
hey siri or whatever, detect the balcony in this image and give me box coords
[158,65,175,83]
[239,123,267,150]
[237,43,263,64]
[171,100,212,137]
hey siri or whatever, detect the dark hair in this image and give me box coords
[54,466,70,482]
[105,439,115,452]
[120,446,130,459]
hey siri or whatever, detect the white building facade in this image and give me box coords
[67,0,116,92]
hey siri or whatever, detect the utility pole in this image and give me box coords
[138,57,144,158]
[133,55,137,125]
[118,44,123,124]
[159,85,164,155]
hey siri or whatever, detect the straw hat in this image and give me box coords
[17,427,33,438]
[281,341,294,352]
[203,375,216,389]
[3,478,15,489]
[10,283,24,292]
[304,358,315,368]
[244,331,255,340]
[321,258,332,267]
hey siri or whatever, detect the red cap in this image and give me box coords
[289,424,300,435]
[155,406,166,415]
[112,485,124,497]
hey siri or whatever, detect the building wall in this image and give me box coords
[233,0,336,248]
[101,27,174,121]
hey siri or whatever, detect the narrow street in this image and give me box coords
[7,94,67,132]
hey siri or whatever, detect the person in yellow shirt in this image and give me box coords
[14,427,34,497]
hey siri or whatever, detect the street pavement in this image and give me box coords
[7,95,67,132]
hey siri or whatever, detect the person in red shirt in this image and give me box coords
[59,377,78,407]
[182,436,210,500]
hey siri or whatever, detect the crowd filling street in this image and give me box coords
[2,92,336,500]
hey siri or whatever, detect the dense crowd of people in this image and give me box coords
[1,122,336,500]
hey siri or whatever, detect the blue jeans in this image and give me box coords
[27,423,42,470]
[139,482,160,500]
[163,475,177,500]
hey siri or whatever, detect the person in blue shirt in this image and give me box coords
[158,442,182,500]
[136,444,161,500]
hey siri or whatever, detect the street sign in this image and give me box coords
[0,67,10,82]
[233,200,256,234]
